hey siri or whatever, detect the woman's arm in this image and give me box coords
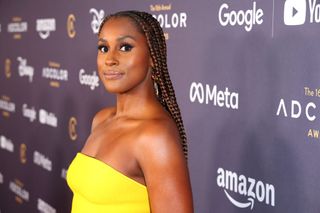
[136,121,194,213]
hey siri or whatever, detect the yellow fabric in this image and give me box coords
[67,153,150,213]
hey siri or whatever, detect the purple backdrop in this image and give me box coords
[1,0,320,212]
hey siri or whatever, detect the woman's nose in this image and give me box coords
[105,50,119,66]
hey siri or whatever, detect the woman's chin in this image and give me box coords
[103,85,125,94]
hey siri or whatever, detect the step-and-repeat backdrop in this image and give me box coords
[1,0,320,212]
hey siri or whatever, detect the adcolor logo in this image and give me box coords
[276,98,317,121]
[217,168,276,210]
[284,0,306,25]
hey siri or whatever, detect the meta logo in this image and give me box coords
[89,8,105,34]
[217,168,275,210]
[218,1,263,32]
[276,99,316,122]
[284,0,320,25]
[189,82,239,109]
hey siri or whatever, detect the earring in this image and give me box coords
[154,81,159,97]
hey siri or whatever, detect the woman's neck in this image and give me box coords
[114,81,159,119]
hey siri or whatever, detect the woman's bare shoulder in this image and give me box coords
[135,116,184,163]
[91,107,116,132]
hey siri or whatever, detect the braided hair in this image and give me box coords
[98,11,188,159]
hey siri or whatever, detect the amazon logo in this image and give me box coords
[217,167,275,209]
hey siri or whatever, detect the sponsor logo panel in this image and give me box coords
[0,95,16,117]
[39,108,58,128]
[17,57,34,82]
[37,198,56,213]
[33,151,52,172]
[79,69,99,90]
[5,58,12,79]
[9,179,29,204]
[20,143,27,164]
[36,18,56,39]
[42,61,68,88]
[67,14,76,38]
[149,3,187,40]
[69,116,78,141]
[90,8,105,34]
[283,0,320,26]
[22,104,37,122]
[217,167,275,210]
[189,82,239,110]
[0,135,14,153]
[284,0,306,25]
[7,17,28,39]
[276,86,320,142]
[218,1,264,32]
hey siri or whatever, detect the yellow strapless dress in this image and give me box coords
[66,153,150,213]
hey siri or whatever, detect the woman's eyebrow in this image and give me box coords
[98,35,137,43]
[98,38,107,43]
[117,35,137,41]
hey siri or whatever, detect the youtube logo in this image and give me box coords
[284,0,306,25]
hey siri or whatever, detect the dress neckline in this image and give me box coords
[77,152,147,189]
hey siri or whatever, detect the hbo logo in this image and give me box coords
[218,1,263,32]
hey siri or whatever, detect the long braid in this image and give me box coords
[98,11,188,159]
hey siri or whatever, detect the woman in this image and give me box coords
[67,10,193,213]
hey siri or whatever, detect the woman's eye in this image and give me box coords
[120,44,133,52]
[98,45,108,53]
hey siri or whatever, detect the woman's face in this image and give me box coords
[97,17,152,94]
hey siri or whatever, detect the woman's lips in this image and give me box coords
[103,71,124,80]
